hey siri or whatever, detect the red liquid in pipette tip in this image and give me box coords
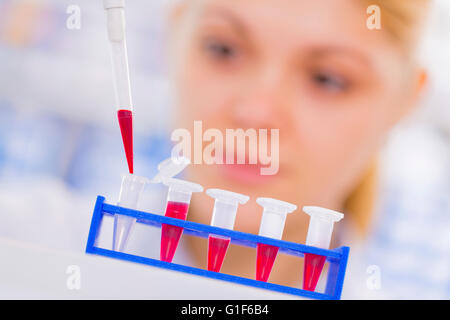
[303,253,326,291]
[256,243,279,282]
[207,236,231,272]
[117,109,134,174]
[160,201,189,262]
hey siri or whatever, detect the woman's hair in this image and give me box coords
[346,1,431,236]
[362,0,431,52]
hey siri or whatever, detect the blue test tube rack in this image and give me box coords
[86,196,350,300]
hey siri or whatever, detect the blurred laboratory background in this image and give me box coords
[0,0,449,299]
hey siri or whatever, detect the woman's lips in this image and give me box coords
[221,163,278,184]
[216,147,281,183]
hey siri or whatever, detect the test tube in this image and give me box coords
[103,0,134,173]
[206,189,249,272]
[302,206,344,292]
[113,174,149,252]
[160,178,203,262]
[256,198,297,282]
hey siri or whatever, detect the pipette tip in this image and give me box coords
[117,109,133,174]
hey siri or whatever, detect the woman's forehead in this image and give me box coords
[191,0,391,52]
[188,0,397,69]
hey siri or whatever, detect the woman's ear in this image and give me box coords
[414,68,428,102]
[393,67,429,126]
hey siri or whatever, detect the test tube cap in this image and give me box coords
[163,177,203,193]
[206,189,250,205]
[206,189,249,230]
[152,157,191,183]
[257,197,297,240]
[103,0,125,9]
[303,206,344,249]
[303,206,344,222]
[256,198,297,215]
[163,177,203,205]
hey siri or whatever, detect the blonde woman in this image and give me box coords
[164,0,438,298]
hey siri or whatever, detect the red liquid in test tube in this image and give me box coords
[207,236,231,272]
[255,198,297,282]
[160,201,189,262]
[303,253,327,291]
[256,243,279,282]
[160,178,203,263]
[205,189,249,273]
[302,206,344,292]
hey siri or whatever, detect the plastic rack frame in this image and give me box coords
[86,196,350,300]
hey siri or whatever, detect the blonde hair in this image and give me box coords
[362,0,431,52]
[347,1,431,236]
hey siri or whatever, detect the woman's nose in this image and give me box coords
[231,66,289,129]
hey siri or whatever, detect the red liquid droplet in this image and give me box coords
[256,243,279,282]
[303,253,326,292]
[117,109,134,174]
[160,201,189,262]
[207,236,231,272]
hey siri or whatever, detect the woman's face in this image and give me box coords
[170,0,423,237]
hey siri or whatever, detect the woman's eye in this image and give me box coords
[312,72,350,92]
[203,38,237,60]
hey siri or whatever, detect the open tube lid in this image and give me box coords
[151,157,191,183]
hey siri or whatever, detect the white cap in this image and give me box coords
[103,0,125,9]
[257,198,297,240]
[152,157,190,183]
[206,189,249,230]
[163,178,203,204]
[303,206,344,249]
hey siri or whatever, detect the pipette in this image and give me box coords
[206,189,249,272]
[256,198,297,282]
[103,0,134,173]
[113,174,149,252]
[302,206,344,292]
[160,178,203,262]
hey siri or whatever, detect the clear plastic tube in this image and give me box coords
[160,178,203,262]
[302,206,344,292]
[256,198,297,282]
[206,189,249,272]
[113,174,149,252]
